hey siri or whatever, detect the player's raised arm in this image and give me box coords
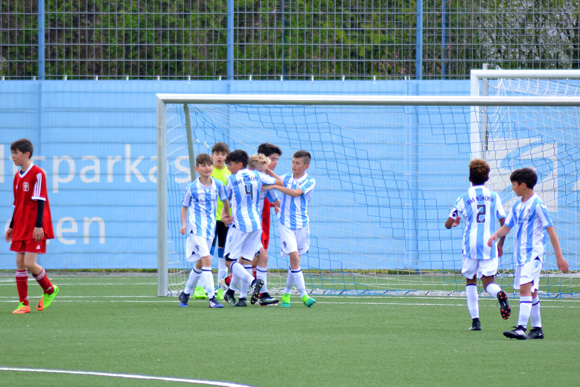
[272,184,303,197]
[264,167,283,186]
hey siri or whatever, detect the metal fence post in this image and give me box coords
[38,0,45,79]
[227,0,234,80]
[416,0,423,80]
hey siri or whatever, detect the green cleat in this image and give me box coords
[301,294,316,307]
[216,288,224,301]
[193,286,208,299]
[281,293,291,308]
[37,285,59,311]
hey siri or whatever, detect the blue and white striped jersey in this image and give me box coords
[451,185,505,260]
[505,193,552,265]
[259,188,278,216]
[226,169,276,232]
[182,177,228,239]
[277,173,316,230]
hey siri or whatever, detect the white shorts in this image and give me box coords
[514,256,542,292]
[185,235,213,262]
[224,227,262,261]
[461,256,498,280]
[279,223,310,258]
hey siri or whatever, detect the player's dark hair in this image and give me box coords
[257,143,282,158]
[293,150,311,165]
[10,138,34,157]
[196,153,213,166]
[510,167,537,189]
[212,142,230,154]
[469,159,490,185]
[226,149,249,167]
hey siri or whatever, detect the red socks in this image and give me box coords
[33,268,55,295]
[16,270,29,306]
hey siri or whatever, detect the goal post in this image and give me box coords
[157,73,580,298]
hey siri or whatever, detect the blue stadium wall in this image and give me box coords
[1,80,475,270]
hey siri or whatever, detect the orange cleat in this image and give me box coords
[13,303,31,314]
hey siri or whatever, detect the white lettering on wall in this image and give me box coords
[81,156,100,183]
[84,217,105,244]
[125,144,145,182]
[107,155,122,183]
[56,217,79,245]
[175,156,191,183]
[53,156,76,193]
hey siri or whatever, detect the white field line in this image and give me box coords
[0,295,578,308]
[0,367,255,386]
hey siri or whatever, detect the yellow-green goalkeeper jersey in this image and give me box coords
[212,165,231,221]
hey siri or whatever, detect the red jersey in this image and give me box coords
[12,164,55,242]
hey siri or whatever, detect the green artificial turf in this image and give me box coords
[1,274,579,386]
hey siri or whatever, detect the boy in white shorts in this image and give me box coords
[270,150,317,308]
[445,159,510,331]
[226,153,282,306]
[177,153,230,309]
[222,150,282,307]
[489,167,569,340]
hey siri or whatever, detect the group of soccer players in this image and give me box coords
[445,159,569,339]
[6,138,571,341]
[176,142,317,309]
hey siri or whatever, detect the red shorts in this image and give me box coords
[11,239,47,254]
[261,198,272,250]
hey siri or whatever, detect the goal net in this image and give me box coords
[157,70,580,298]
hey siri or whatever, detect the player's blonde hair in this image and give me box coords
[248,153,270,172]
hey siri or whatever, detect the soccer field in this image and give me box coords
[1,273,579,387]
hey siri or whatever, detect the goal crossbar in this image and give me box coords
[157,94,580,107]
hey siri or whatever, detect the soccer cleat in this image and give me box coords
[258,293,279,307]
[224,290,236,306]
[233,298,247,307]
[37,285,59,311]
[178,291,190,307]
[216,288,224,301]
[250,279,264,305]
[497,290,511,320]
[301,294,316,307]
[469,318,481,331]
[208,296,224,308]
[528,327,544,340]
[281,293,291,308]
[193,286,208,299]
[503,326,529,340]
[13,303,31,314]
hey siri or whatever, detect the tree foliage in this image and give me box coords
[0,0,578,79]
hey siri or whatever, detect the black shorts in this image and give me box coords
[212,220,228,249]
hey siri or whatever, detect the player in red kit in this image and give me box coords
[5,139,59,314]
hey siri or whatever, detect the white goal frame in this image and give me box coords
[156,69,580,296]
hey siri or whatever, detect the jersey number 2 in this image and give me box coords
[476,204,486,223]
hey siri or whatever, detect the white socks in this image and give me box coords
[184,267,202,294]
[485,282,501,298]
[290,267,307,297]
[218,258,228,290]
[517,295,533,327]
[530,296,542,328]
[201,267,215,298]
[465,284,479,319]
[256,266,268,294]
